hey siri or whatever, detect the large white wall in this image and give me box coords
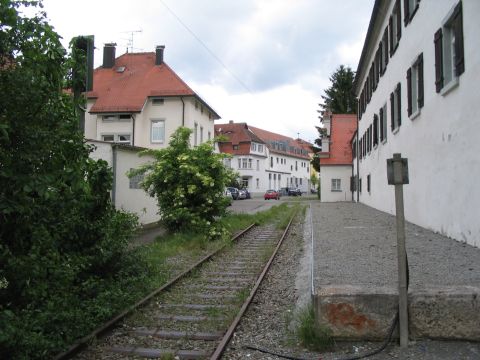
[354,0,480,247]
[321,165,353,202]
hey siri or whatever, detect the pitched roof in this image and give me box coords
[320,114,357,165]
[87,52,219,118]
[214,122,265,155]
[248,126,310,160]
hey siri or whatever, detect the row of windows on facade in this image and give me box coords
[354,1,464,160]
[270,156,309,173]
[269,140,308,156]
[350,174,371,194]
[358,0,411,118]
[101,119,211,145]
[228,157,309,173]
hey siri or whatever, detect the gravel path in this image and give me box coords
[311,202,480,291]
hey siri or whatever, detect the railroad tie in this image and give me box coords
[133,328,224,340]
[106,346,210,359]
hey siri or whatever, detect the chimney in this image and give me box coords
[229,120,234,124]
[103,43,116,68]
[155,45,165,65]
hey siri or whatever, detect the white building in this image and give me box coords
[84,44,220,224]
[85,44,219,149]
[215,122,312,195]
[353,0,480,247]
[317,112,357,202]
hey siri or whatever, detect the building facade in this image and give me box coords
[318,112,357,202]
[85,44,219,150]
[215,122,312,195]
[353,0,480,247]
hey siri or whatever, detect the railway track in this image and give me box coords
[61,214,296,360]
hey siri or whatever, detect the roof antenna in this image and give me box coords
[121,29,143,53]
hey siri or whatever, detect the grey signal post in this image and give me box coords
[387,153,409,347]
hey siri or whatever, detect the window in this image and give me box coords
[102,114,131,122]
[407,53,424,117]
[152,98,164,106]
[380,104,388,142]
[295,161,298,171]
[381,27,389,75]
[435,2,464,93]
[208,131,211,141]
[224,158,232,168]
[404,0,420,26]
[299,178,302,185]
[373,114,379,147]
[359,178,362,193]
[258,144,263,152]
[151,120,165,143]
[389,0,402,56]
[331,179,341,192]
[194,123,198,146]
[256,178,259,189]
[277,157,279,164]
[251,143,257,151]
[102,134,132,144]
[200,126,204,143]
[270,157,274,168]
[390,83,402,131]
[256,160,260,170]
[233,145,239,150]
[242,158,248,169]
[367,174,371,193]
[129,169,144,189]
[238,158,241,169]
[248,159,252,169]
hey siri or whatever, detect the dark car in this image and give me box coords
[264,189,280,200]
[288,188,302,196]
[227,187,239,200]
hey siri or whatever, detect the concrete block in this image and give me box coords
[409,286,480,341]
[313,285,398,340]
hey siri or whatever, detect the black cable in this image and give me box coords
[244,345,316,360]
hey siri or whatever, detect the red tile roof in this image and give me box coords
[320,114,357,165]
[248,126,310,160]
[214,122,264,156]
[87,52,219,117]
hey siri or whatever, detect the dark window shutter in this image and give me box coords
[396,83,402,127]
[418,53,424,108]
[404,0,410,26]
[396,0,402,42]
[384,27,389,66]
[407,67,412,116]
[378,44,383,77]
[389,17,394,56]
[372,62,376,90]
[380,107,384,141]
[390,92,395,130]
[434,28,444,93]
[453,2,465,76]
[373,114,378,145]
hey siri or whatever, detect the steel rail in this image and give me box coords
[54,223,256,360]
[210,211,297,359]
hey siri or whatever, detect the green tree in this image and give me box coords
[131,127,232,239]
[319,65,357,116]
[0,1,140,358]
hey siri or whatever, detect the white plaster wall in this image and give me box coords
[114,148,160,225]
[183,98,216,147]
[355,0,480,247]
[320,165,353,202]
[85,100,97,139]
[88,140,113,166]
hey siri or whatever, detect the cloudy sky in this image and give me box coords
[36,0,374,143]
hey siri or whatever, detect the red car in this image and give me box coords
[264,189,280,200]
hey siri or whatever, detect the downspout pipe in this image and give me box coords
[356,109,360,202]
[112,145,117,206]
[131,114,135,146]
[180,96,185,126]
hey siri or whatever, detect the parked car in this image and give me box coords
[241,188,251,199]
[237,189,247,200]
[264,189,280,200]
[227,187,239,200]
[279,187,289,196]
[288,188,302,196]
[224,189,233,205]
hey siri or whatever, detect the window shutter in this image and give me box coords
[406,67,412,116]
[377,44,383,77]
[434,28,444,93]
[379,107,384,141]
[396,83,402,127]
[373,114,378,145]
[396,0,402,42]
[384,27,389,66]
[390,92,395,130]
[389,17,394,56]
[418,53,424,108]
[404,0,410,25]
[453,2,465,76]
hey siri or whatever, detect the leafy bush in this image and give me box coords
[0,1,144,358]
[131,127,233,239]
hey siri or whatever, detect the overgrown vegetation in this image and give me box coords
[131,127,234,240]
[294,304,334,351]
[0,1,145,358]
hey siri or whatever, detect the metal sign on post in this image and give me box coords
[387,153,409,348]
